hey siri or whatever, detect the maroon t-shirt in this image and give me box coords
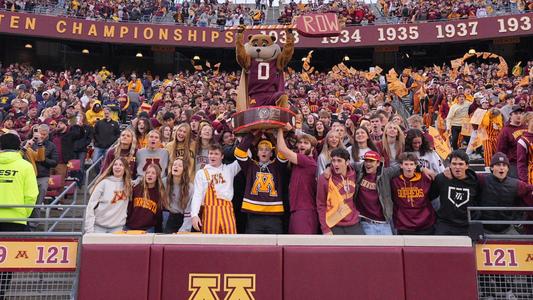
[289,153,317,212]
[355,173,385,222]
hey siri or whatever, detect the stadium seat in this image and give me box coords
[45,174,65,200]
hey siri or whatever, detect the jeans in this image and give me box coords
[92,147,108,172]
[361,221,393,235]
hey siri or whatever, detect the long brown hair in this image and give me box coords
[91,157,132,197]
[166,158,191,211]
[351,127,378,162]
[381,123,405,161]
[194,122,214,157]
[141,163,168,209]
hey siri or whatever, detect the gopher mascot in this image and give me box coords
[236,24,294,110]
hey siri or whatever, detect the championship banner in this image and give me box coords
[476,243,533,273]
[0,239,78,271]
[0,11,530,48]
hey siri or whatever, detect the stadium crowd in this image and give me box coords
[2,0,531,27]
[0,56,531,236]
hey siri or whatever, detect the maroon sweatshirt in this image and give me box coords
[517,132,533,184]
[316,166,360,234]
[126,185,163,232]
[496,123,526,164]
[390,172,435,231]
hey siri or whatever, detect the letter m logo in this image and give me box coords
[188,274,221,300]
[224,274,256,300]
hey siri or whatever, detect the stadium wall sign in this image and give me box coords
[0,11,531,48]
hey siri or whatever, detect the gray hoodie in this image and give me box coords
[85,176,129,233]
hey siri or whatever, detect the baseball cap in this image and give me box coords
[258,140,274,150]
[511,105,524,114]
[363,151,381,161]
[490,152,509,167]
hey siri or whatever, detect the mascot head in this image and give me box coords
[244,34,281,62]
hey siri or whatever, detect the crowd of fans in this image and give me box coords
[0,0,267,26]
[278,0,376,25]
[378,0,532,22]
[2,0,531,28]
[0,56,531,236]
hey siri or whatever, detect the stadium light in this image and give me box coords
[136,52,143,58]
[468,49,476,54]
[82,49,89,54]
[343,55,350,61]
[24,43,32,49]
[193,55,200,60]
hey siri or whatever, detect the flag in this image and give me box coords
[433,65,442,76]
[496,57,508,77]
[325,179,352,228]
[388,80,408,97]
[205,60,211,68]
[518,76,529,87]
[387,68,398,81]
[428,126,451,160]
[374,66,383,74]
[463,62,471,76]
[214,63,221,69]
[301,72,311,82]
[349,67,358,75]
[450,58,463,69]
[194,64,203,71]
[512,61,522,76]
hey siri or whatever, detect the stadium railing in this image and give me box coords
[468,207,533,299]
[0,203,84,299]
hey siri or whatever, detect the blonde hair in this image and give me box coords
[114,127,137,160]
[320,130,345,161]
[381,123,405,160]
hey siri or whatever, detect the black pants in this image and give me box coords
[164,213,184,234]
[245,214,283,234]
[435,221,469,236]
[0,223,28,299]
[397,225,435,235]
[450,126,462,150]
[331,223,365,235]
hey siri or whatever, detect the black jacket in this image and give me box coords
[432,169,480,227]
[33,139,58,178]
[93,119,120,148]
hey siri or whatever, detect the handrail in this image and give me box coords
[83,154,105,205]
[467,207,533,240]
[45,181,78,231]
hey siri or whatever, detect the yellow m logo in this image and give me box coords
[188,274,256,300]
[250,172,278,197]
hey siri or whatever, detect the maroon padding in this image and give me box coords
[148,245,164,300]
[403,247,478,300]
[160,245,282,300]
[284,246,405,300]
[78,244,151,300]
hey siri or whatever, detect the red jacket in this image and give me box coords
[496,123,526,164]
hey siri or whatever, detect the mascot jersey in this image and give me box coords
[248,60,285,107]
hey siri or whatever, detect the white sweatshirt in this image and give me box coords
[416,150,445,174]
[190,161,241,218]
[85,176,129,233]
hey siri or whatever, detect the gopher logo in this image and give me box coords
[235,25,294,109]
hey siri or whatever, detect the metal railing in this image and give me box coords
[83,154,104,205]
[468,207,533,240]
[0,203,84,299]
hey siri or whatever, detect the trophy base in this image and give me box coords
[232,106,296,134]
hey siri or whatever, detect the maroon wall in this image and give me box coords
[403,247,478,300]
[78,243,478,299]
[284,246,405,300]
[78,244,151,300]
